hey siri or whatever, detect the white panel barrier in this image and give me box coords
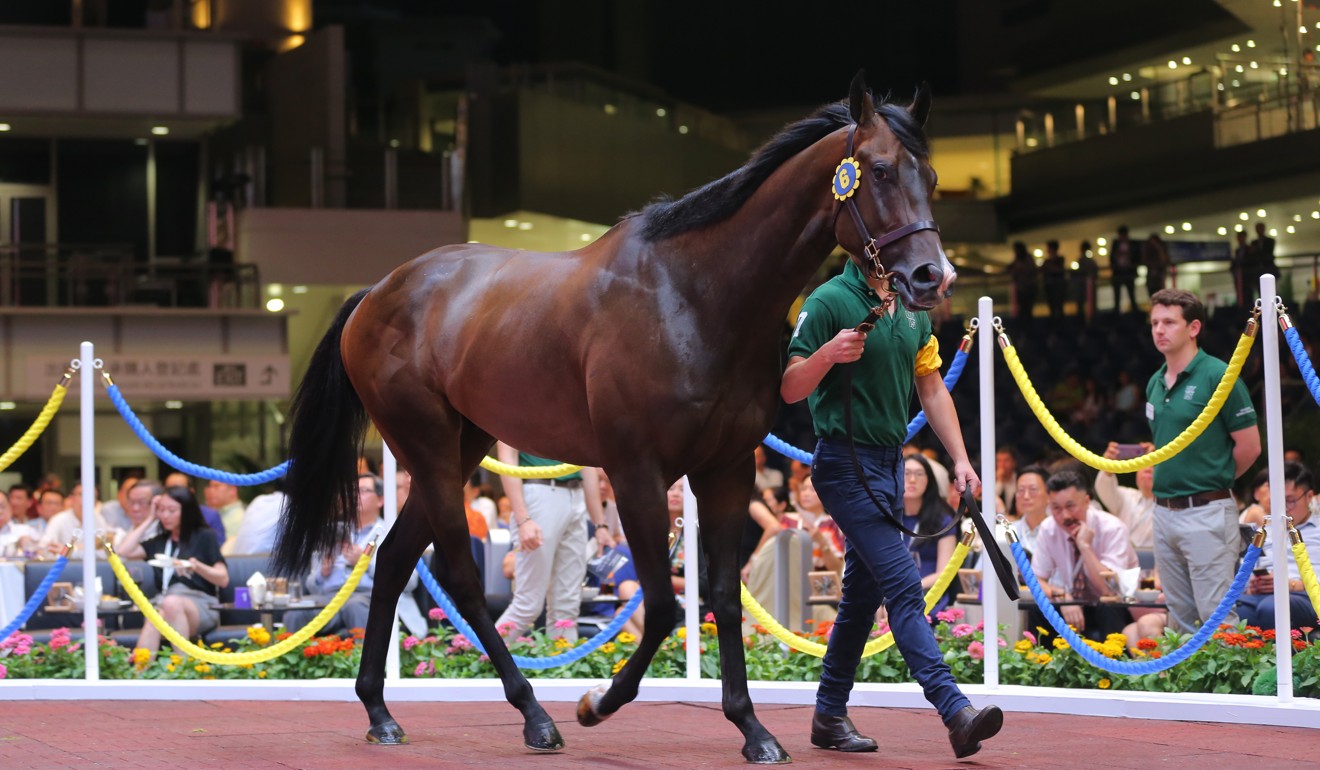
[3,283,1319,733]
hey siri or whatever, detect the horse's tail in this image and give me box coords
[271,288,371,577]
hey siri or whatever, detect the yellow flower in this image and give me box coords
[131,648,151,665]
[204,676,216,680]
[1101,642,1125,659]
[210,642,224,649]
[1036,626,1050,638]
[677,627,687,640]
[1024,652,1039,664]
[169,654,182,666]
[238,663,254,670]
[247,626,272,646]
[617,632,636,645]
[1013,639,1034,654]
[554,637,571,649]
[194,663,212,674]
[612,657,629,674]
[1106,633,1128,644]
[258,670,268,679]
[165,664,176,673]
[600,643,616,655]
[1035,653,1052,665]
[1098,678,1112,689]
[700,622,718,636]
[1052,637,1070,651]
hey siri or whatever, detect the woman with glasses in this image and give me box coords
[900,455,958,612]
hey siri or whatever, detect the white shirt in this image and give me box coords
[223,491,286,556]
[0,520,37,557]
[1093,473,1155,551]
[38,508,117,558]
[1258,517,1320,581]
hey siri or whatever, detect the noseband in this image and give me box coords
[832,124,940,285]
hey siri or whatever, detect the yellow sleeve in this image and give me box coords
[914,335,943,378]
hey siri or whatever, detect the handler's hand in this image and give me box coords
[519,520,544,552]
[820,329,868,365]
[952,460,981,496]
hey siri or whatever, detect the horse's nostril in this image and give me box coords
[912,264,942,288]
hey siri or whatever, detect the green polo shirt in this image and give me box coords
[1146,347,1256,498]
[517,452,583,481]
[787,260,933,447]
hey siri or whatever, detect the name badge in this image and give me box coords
[1145,402,1155,420]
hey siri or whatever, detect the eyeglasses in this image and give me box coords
[1286,494,1311,509]
[903,470,925,480]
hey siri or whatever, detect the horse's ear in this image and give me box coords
[848,69,875,126]
[908,81,932,127]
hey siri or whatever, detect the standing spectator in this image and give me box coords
[493,444,613,641]
[1249,222,1277,303]
[1236,462,1320,631]
[753,445,785,492]
[164,472,225,542]
[1030,470,1138,640]
[1109,225,1140,313]
[1010,466,1050,559]
[1096,443,1156,551]
[285,474,383,634]
[1007,241,1038,324]
[781,256,1001,756]
[1040,240,1068,319]
[1230,230,1252,307]
[1146,289,1259,632]
[1074,240,1099,318]
[1143,234,1170,298]
[0,492,37,557]
[204,480,245,538]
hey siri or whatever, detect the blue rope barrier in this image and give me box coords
[415,559,645,670]
[1284,326,1320,407]
[763,346,969,464]
[105,384,288,485]
[1011,540,1261,676]
[1,554,69,643]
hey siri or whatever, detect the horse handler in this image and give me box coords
[781,258,1003,759]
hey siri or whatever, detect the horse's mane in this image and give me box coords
[637,97,928,242]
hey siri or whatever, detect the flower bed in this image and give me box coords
[0,607,1315,698]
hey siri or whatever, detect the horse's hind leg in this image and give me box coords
[357,504,431,745]
[689,462,790,764]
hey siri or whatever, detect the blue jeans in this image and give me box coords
[1236,591,1319,630]
[811,439,970,723]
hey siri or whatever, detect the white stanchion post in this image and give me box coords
[382,444,402,682]
[978,297,999,688]
[1260,274,1293,702]
[682,476,700,681]
[80,341,99,682]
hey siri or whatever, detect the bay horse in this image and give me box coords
[271,72,955,764]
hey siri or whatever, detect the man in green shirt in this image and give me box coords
[782,258,1001,759]
[1145,288,1259,632]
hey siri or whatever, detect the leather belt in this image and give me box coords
[1155,489,1232,510]
[524,478,582,489]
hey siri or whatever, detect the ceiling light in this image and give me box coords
[165,401,184,409]
[266,283,283,297]
[151,126,169,136]
[1270,228,1279,237]
[580,233,592,242]
[265,298,285,312]
[1181,222,1192,231]
[1295,214,1303,222]
[1236,65,1245,72]
[1217,226,1228,235]
[603,104,617,115]
[1312,211,1320,219]
[1108,76,1119,85]
[0,123,10,132]
[292,285,308,294]
[1257,209,1267,217]
[1181,56,1192,65]
[656,108,667,117]
[388,139,399,148]
[517,221,533,230]
[1250,61,1259,69]
[1026,137,1039,147]
[1096,237,1108,247]
[1164,225,1176,234]
[503,219,517,228]
[1232,44,1241,52]
[0,401,15,410]
[1235,224,1245,232]
[678,125,689,134]
[1032,249,1043,257]
[1286,225,1296,233]
[1098,247,1108,256]
[1240,212,1250,220]
[1168,60,1178,69]
[1247,40,1256,48]
[1122,73,1132,81]
[1233,80,1242,87]
[1130,91,1141,100]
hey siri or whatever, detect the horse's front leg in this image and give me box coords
[357,504,429,745]
[691,463,790,765]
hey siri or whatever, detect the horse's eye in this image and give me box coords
[872,166,890,182]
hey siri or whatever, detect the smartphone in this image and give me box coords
[1115,443,1146,460]
[1252,567,1270,577]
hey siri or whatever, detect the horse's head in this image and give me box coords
[833,72,954,311]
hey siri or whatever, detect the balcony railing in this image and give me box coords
[0,244,259,309]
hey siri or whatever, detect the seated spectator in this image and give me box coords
[794,476,844,574]
[0,492,37,557]
[165,472,225,542]
[598,470,624,542]
[117,486,228,659]
[7,484,34,525]
[222,481,286,556]
[1239,468,1269,528]
[1096,442,1156,550]
[739,495,782,581]
[115,480,164,549]
[1010,466,1050,559]
[462,475,491,541]
[1236,462,1320,631]
[900,455,958,612]
[753,445,784,492]
[98,476,141,532]
[204,479,245,539]
[37,483,114,558]
[395,469,412,511]
[285,474,384,635]
[27,488,65,540]
[1030,470,1139,641]
[615,480,706,637]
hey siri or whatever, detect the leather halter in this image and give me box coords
[836,123,940,283]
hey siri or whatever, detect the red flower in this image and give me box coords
[1149,651,1162,659]
[1262,629,1277,641]
[1295,640,1309,652]
[1243,639,1265,649]
[1136,638,1158,651]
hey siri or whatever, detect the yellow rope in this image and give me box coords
[105,542,373,665]
[1000,328,1256,473]
[740,541,970,657]
[1292,540,1320,621]
[480,456,583,478]
[0,382,67,473]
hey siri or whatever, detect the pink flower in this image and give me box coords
[975,621,984,631]
[428,607,447,622]
[451,634,473,651]
[704,612,716,623]
[968,641,985,660]
[950,623,975,638]
[68,644,82,654]
[1292,629,1304,640]
[424,636,438,644]
[553,619,576,630]
[998,638,1007,648]
[478,654,490,663]
[496,621,517,636]
[516,636,534,645]
[936,607,965,623]
[1023,630,1036,645]
[402,636,421,651]
[50,628,71,650]
[0,662,6,679]
[413,661,434,677]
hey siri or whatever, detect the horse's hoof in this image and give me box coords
[365,721,409,745]
[576,684,611,727]
[742,736,792,764]
[523,719,565,753]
